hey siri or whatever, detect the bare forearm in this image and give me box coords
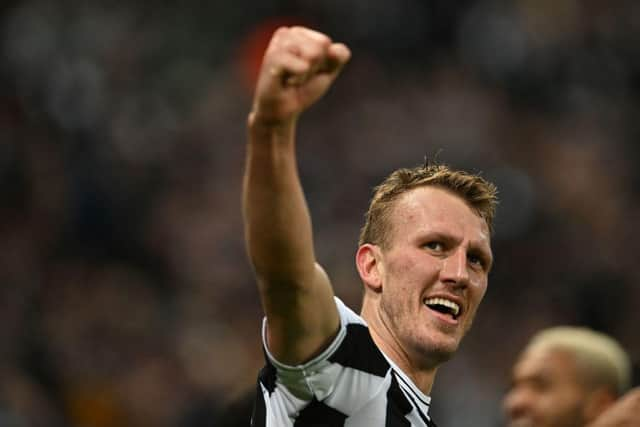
[243,117,316,284]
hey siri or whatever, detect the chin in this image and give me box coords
[433,342,458,361]
[416,338,458,367]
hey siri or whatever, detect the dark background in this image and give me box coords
[1,1,639,426]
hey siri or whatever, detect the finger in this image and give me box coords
[272,30,333,86]
[264,27,350,87]
[327,43,351,65]
[283,42,350,87]
[316,43,351,76]
[269,53,311,81]
[279,29,331,65]
[289,26,333,45]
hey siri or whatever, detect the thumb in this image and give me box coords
[328,43,351,65]
[322,43,351,75]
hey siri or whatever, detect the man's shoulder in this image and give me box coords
[333,296,366,326]
[330,297,389,377]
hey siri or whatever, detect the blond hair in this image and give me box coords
[358,162,498,248]
[525,326,631,395]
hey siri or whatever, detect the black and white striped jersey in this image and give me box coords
[251,297,438,427]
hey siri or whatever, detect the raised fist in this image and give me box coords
[250,26,351,126]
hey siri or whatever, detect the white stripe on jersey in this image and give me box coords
[251,297,437,427]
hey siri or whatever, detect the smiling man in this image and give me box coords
[243,26,498,426]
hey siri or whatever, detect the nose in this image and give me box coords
[503,386,533,423]
[440,247,469,286]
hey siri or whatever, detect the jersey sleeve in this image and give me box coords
[260,297,365,401]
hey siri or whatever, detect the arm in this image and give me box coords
[587,388,640,427]
[242,27,351,365]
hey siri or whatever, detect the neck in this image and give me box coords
[361,296,438,394]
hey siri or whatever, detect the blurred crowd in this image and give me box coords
[1,1,639,426]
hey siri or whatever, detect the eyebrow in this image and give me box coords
[423,231,460,246]
[423,231,493,268]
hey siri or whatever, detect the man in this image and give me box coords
[243,26,498,426]
[503,326,640,427]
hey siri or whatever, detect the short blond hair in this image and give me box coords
[525,326,631,396]
[358,162,498,248]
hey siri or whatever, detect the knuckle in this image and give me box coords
[292,26,331,45]
[317,34,332,46]
[273,26,290,37]
[271,27,291,46]
[306,44,325,60]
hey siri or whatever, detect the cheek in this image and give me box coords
[550,389,585,413]
[383,250,441,297]
[539,397,571,421]
[470,277,488,304]
[535,387,583,420]
[387,252,431,282]
[462,281,488,329]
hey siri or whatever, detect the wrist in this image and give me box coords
[248,110,297,134]
[247,111,298,147]
[247,110,297,131]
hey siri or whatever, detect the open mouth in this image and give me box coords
[423,297,460,320]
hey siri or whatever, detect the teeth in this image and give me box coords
[424,297,460,317]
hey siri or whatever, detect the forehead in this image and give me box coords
[513,347,579,383]
[389,186,491,245]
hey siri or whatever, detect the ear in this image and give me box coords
[583,387,617,423]
[355,244,383,292]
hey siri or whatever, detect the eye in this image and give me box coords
[424,241,444,252]
[530,376,551,392]
[467,253,486,269]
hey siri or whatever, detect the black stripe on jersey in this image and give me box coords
[294,396,348,426]
[392,371,438,426]
[258,361,277,394]
[251,381,266,427]
[401,386,430,425]
[328,323,389,377]
[394,370,431,408]
[385,374,412,426]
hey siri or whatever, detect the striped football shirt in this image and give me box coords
[251,297,438,426]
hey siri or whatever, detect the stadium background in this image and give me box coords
[1,1,639,426]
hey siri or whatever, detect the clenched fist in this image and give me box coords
[249,26,351,127]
